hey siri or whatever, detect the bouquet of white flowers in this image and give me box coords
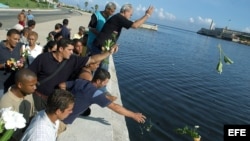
[0,107,26,141]
[102,31,118,52]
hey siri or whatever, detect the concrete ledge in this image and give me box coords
[57,55,129,141]
[0,12,129,141]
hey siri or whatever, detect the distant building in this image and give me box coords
[197,27,250,45]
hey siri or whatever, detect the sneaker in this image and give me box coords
[80,107,91,116]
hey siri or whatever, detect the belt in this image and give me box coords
[34,90,48,100]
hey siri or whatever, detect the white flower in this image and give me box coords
[195,125,199,129]
[0,107,26,130]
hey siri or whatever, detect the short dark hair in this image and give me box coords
[21,27,30,35]
[72,38,83,46]
[79,26,85,31]
[92,68,111,82]
[63,19,68,25]
[54,32,63,41]
[15,68,37,83]
[57,38,73,50]
[46,89,75,114]
[28,20,36,27]
[55,23,63,30]
[7,29,20,36]
[43,40,57,52]
[0,22,2,28]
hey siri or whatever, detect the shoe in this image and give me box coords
[80,107,91,116]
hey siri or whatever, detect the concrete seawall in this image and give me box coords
[57,55,130,141]
[0,10,130,141]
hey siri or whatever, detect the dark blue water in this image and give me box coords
[113,25,250,141]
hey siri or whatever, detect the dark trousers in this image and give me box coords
[33,91,47,111]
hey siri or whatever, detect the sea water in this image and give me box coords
[113,25,250,141]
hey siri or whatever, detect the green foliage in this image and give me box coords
[0,129,14,141]
[0,0,53,9]
[176,125,200,138]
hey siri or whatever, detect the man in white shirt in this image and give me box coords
[21,89,75,141]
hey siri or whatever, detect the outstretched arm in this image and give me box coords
[107,102,146,123]
[131,6,154,28]
[86,44,118,65]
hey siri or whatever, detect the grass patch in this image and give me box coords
[0,0,54,9]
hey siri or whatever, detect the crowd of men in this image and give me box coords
[0,3,153,140]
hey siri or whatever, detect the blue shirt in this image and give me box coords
[87,11,107,48]
[61,25,70,39]
[63,79,111,124]
[0,41,23,92]
[27,14,34,21]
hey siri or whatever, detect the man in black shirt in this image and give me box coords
[91,4,154,55]
[28,38,117,110]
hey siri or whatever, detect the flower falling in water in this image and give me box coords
[139,117,153,135]
[216,44,234,74]
[224,55,234,64]
[216,61,223,74]
[176,125,200,138]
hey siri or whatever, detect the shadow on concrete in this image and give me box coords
[79,116,111,125]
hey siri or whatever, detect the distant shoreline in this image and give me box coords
[197,27,250,46]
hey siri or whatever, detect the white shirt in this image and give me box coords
[21,110,59,141]
[23,44,43,65]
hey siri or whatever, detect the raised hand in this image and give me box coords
[145,6,154,16]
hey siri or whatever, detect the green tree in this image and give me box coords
[84,1,88,11]
[53,0,59,3]
[94,4,98,12]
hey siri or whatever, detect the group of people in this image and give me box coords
[0,2,154,140]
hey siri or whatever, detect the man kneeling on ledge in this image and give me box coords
[59,68,146,124]
[21,89,75,141]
